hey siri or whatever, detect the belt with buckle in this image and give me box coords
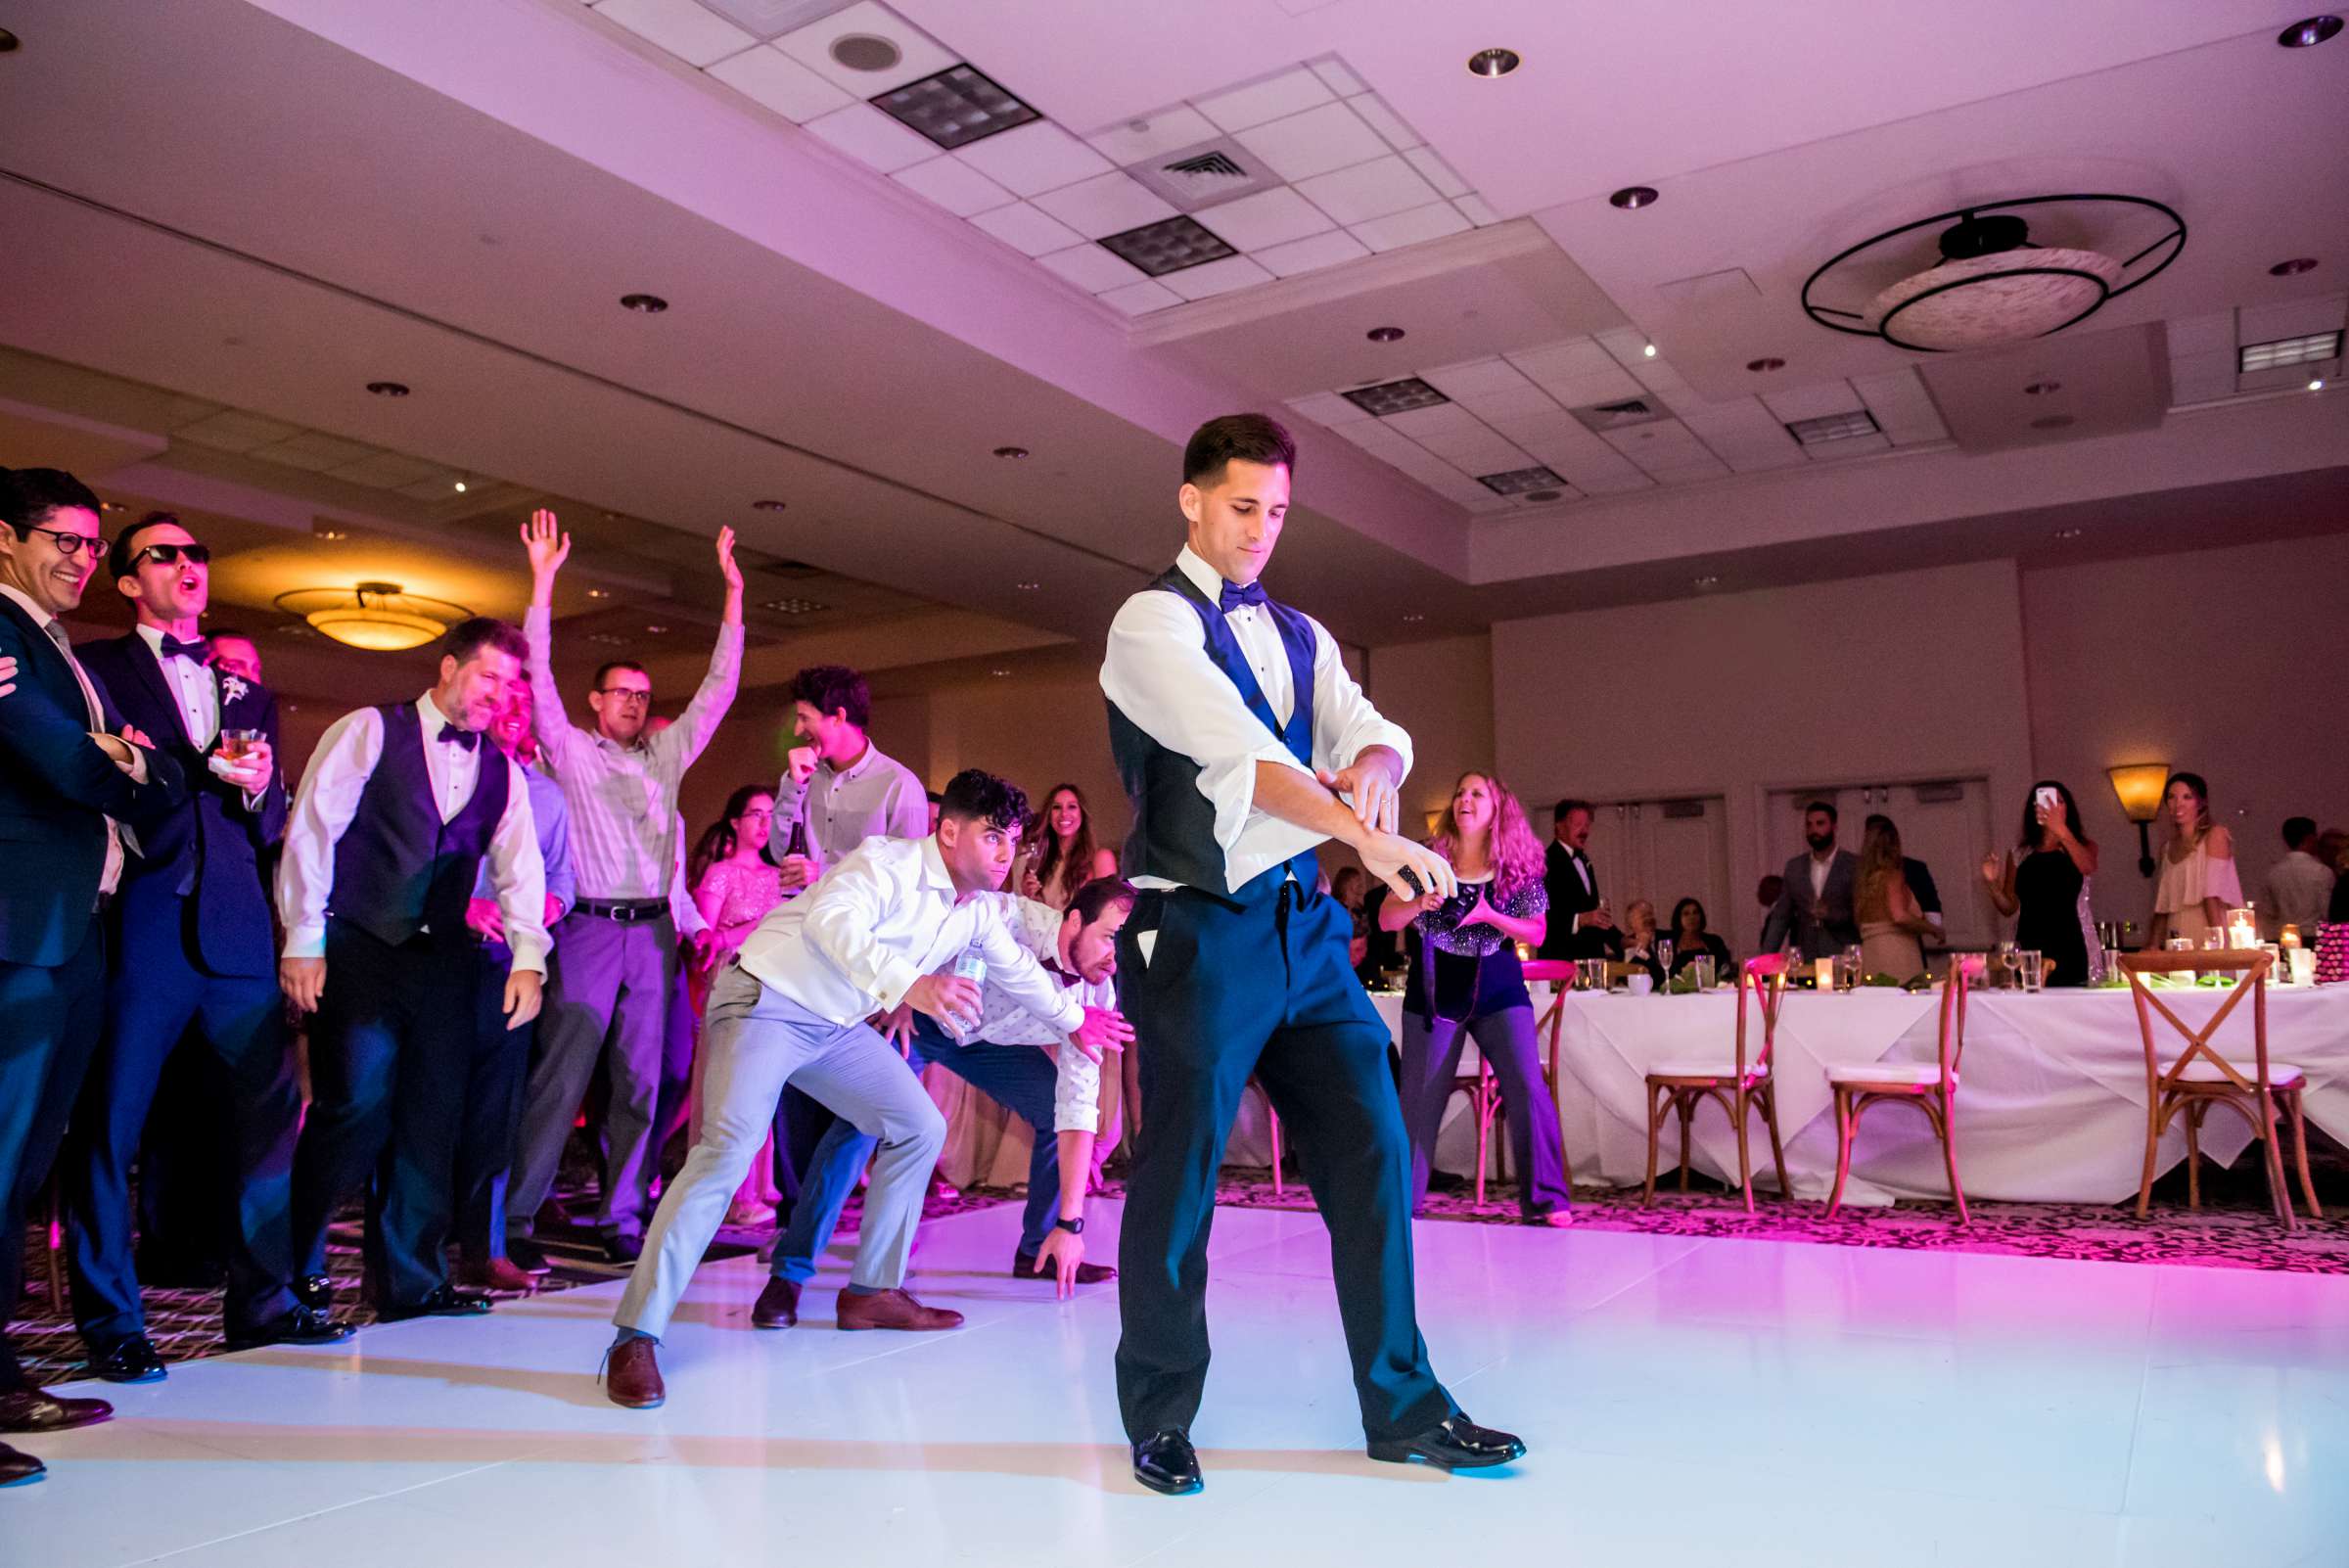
[576,898,669,923]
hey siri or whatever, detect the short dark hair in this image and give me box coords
[1805,800,1838,823]
[0,467,103,538]
[926,790,944,806]
[1553,798,1591,822]
[108,511,186,581]
[939,768,1027,833]
[1066,874,1137,930]
[592,659,648,691]
[1182,413,1296,487]
[441,617,527,668]
[788,664,871,730]
[2283,816,2318,850]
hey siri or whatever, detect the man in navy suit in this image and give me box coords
[0,468,184,1489]
[64,513,351,1384]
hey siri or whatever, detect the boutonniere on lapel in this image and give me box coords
[221,674,251,705]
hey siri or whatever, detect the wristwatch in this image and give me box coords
[1052,1215,1084,1235]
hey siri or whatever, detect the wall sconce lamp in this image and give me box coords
[2106,762,2170,878]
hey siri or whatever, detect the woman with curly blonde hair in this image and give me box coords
[1380,771,1572,1224]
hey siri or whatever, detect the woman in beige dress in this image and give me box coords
[2149,770,2242,947]
[1854,816,1936,982]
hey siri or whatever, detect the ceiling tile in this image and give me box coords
[1381,402,1480,439]
[1346,93,1421,151]
[172,409,303,452]
[1193,186,1332,252]
[1677,398,1806,471]
[1599,419,1720,472]
[1193,67,1334,133]
[775,0,959,95]
[1036,243,1150,294]
[706,42,856,121]
[1253,228,1370,277]
[2164,310,2235,358]
[891,154,1015,216]
[1030,171,1176,239]
[1234,101,1389,183]
[1351,200,1470,254]
[1505,339,1621,386]
[1485,409,1582,444]
[1285,391,1370,427]
[691,0,855,39]
[803,102,938,172]
[253,432,375,471]
[1308,58,1365,96]
[968,201,1084,256]
[1160,254,1276,300]
[1420,358,1533,400]
[1098,279,1184,316]
[952,120,1115,197]
[592,0,757,67]
[1850,367,1949,443]
[328,452,441,488]
[396,474,466,501]
[1800,431,1894,461]
[1400,146,1469,199]
[1453,193,1500,227]
[1459,385,1560,421]
[1083,106,1219,165]
[2239,293,2348,345]
[1296,156,1438,225]
[1422,433,1531,474]
[2167,347,2238,404]
[1760,380,1865,423]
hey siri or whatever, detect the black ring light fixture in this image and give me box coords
[1801,195,2187,353]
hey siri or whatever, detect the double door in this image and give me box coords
[1570,796,1733,948]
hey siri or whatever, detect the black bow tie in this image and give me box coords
[1218,579,1267,614]
[438,722,480,752]
[157,633,206,662]
[1040,958,1082,989]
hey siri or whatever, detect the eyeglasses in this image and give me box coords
[133,541,210,568]
[24,524,109,559]
[594,688,653,706]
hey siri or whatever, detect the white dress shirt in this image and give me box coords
[134,623,219,748]
[1099,546,1411,896]
[956,894,1107,1133]
[736,835,1083,1034]
[0,581,141,894]
[276,693,548,971]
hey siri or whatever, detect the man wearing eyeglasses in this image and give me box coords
[61,513,349,1387]
[0,468,185,1488]
[506,509,744,1268]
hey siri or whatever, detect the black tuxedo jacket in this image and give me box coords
[0,597,185,967]
[77,633,285,978]
[1539,840,1621,960]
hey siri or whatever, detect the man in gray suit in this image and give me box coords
[1761,801,1860,959]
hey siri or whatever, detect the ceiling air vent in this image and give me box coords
[1127,138,1280,213]
[1785,409,1882,445]
[1570,397,1667,434]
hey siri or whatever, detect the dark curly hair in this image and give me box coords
[788,664,871,730]
[939,768,1028,834]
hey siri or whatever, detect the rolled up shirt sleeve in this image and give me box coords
[1053,1038,1102,1133]
[976,913,1085,1037]
[1309,623,1412,782]
[1100,591,1313,858]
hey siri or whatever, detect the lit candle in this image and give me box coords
[1814,957,1835,992]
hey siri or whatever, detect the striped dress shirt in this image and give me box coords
[525,606,741,901]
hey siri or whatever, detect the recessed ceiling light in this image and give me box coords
[1341,377,1450,417]
[830,32,901,71]
[1745,357,1784,373]
[2030,414,2075,431]
[989,667,1012,677]
[586,631,628,647]
[753,498,788,511]
[645,624,668,635]
[1641,343,1658,358]
[0,28,19,52]
[586,588,608,599]
[366,381,410,397]
[452,480,468,492]
[871,64,1040,150]
[1015,579,1041,590]
[992,445,1030,459]
[1365,326,1406,344]
[1609,185,1658,209]
[2270,257,2319,276]
[1098,213,1238,278]
[316,528,348,541]
[761,597,829,616]
[2240,330,2343,371]
[1401,613,1426,624]
[2024,380,2062,395]
[1785,410,1880,444]
[2279,15,2342,47]
[1476,465,1566,496]
[2053,527,2084,540]
[620,293,668,314]
[1692,575,1721,590]
[1466,48,1521,77]
[2313,378,2328,391]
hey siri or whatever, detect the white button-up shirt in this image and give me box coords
[1098,546,1411,896]
[736,835,1083,1034]
[133,623,219,749]
[957,894,1108,1133]
[277,693,548,970]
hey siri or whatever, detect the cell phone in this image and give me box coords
[2035,786,2061,814]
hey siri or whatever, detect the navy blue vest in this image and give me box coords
[1106,565,1322,903]
[329,703,509,948]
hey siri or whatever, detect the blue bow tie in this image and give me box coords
[438,722,481,752]
[1218,579,1267,614]
[157,633,206,662]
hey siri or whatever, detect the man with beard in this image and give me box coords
[1762,800,1862,959]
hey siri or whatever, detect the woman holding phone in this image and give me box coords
[1981,779,2099,985]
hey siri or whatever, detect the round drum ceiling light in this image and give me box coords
[620,293,668,314]
[1609,185,1658,209]
[1366,326,1406,343]
[2270,257,2319,276]
[752,498,788,511]
[992,445,1029,459]
[1803,196,2185,353]
[831,33,901,71]
[274,581,469,652]
[366,381,410,397]
[2279,15,2342,47]
[1466,48,1521,77]
[1746,357,1785,373]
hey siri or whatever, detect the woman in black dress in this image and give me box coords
[1981,779,2100,985]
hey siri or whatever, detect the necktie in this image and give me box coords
[438,722,481,752]
[157,633,206,661]
[1218,579,1267,613]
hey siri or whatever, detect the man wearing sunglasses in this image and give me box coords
[0,468,186,1488]
[62,513,349,1386]
[506,508,744,1268]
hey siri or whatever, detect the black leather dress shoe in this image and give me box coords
[506,1235,554,1276]
[226,1306,355,1352]
[86,1337,167,1384]
[1367,1413,1526,1469]
[0,1387,114,1435]
[294,1274,333,1313]
[1131,1428,1203,1496]
[377,1286,493,1321]
[0,1440,43,1488]
[602,1233,644,1265]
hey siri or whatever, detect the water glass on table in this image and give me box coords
[2017,949,2045,992]
[1689,953,1716,992]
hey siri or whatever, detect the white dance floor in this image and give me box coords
[5,1199,2343,1565]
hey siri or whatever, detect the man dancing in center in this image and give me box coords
[1101,413,1525,1495]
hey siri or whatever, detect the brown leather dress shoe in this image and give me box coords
[0,1440,43,1488]
[751,1277,801,1329]
[457,1256,540,1293]
[603,1336,665,1409]
[836,1287,964,1332]
[0,1387,114,1435]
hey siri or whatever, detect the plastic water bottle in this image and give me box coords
[947,950,988,1041]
